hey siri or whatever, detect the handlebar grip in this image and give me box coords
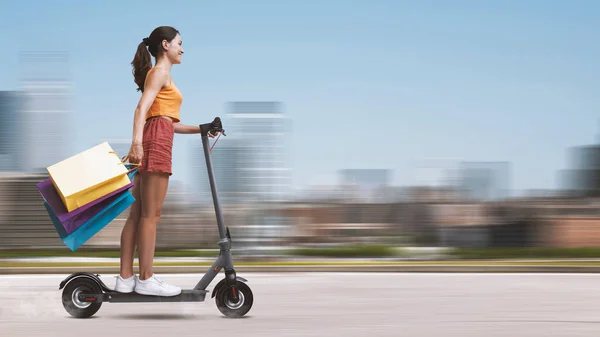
[200,117,226,137]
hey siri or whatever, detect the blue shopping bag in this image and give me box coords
[46,189,135,251]
[44,166,138,251]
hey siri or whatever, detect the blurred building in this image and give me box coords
[0,173,62,248]
[184,102,295,251]
[19,51,72,173]
[190,101,292,205]
[458,161,511,201]
[338,169,392,202]
[224,101,294,250]
[0,91,26,172]
[536,205,600,247]
[191,137,246,204]
[227,101,292,202]
[296,185,346,202]
[560,144,600,197]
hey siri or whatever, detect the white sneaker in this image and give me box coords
[134,274,181,297]
[114,275,137,293]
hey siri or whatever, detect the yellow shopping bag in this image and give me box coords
[46,142,132,212]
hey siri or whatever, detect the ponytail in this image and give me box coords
[132,27,179,92]
[131,41,152,92]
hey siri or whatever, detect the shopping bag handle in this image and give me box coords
[109,152,141,174]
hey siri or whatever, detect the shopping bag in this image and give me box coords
[46,188,136,251]
[46,142,132,212]
[37,167,138,235]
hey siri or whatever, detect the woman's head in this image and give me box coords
[131,26,183,92]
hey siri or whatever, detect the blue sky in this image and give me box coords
[1,0,599,195]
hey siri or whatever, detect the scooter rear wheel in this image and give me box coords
[61,278,102,318]
[215,281,253,318]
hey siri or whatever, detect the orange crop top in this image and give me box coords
[145,67,183,123]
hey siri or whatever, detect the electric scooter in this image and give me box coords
[58,117,253,319]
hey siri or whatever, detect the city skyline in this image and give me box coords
[3,83,600,199]
[1,1,599,195]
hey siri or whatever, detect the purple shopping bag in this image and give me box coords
[37,168,136,234]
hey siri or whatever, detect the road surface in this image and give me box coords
[2,273,600,336]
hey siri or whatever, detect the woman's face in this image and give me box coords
[163,33,184,64]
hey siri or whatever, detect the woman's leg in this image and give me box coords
[119,173,142,279]
[137,171,170,281]
[131,117,179,296]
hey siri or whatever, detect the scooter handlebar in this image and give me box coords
[200,117,226,137]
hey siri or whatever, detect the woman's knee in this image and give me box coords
[140,208,162,223]
[125,212,141,226]
[125,200,142,223]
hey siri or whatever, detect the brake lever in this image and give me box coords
[200,117,227,138]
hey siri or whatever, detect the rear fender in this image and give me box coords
[59,272,111,292]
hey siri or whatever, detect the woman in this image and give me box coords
[114,26,216,296]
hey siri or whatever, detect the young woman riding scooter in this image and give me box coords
[115,26,216,297]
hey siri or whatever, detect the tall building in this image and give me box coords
[190,137,245,204]
[226,101,292,202]
[458,161,511,201]
[560,144,600,197]
[187,102,294,251]
[19,51,72,173]
[0,91,26,172]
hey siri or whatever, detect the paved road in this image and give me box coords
[2,273,600,336]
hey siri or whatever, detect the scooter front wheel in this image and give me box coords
[215,281,253,318]
[61,278,102,318]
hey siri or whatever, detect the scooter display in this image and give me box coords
[58,117,253,319]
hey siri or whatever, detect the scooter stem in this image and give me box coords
[201,131,227,242]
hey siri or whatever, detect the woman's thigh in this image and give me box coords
[139,172,170,218]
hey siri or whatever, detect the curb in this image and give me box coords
[2,265,600,274]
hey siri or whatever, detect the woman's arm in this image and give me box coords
[132,69,166,143]
[173,123,219,137]
[173,123,200,134]
[128,68,167,163]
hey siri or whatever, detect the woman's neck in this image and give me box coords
[155,57,173,71]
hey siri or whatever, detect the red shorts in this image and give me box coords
[138,116,175,176]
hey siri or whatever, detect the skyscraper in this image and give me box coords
[561,144,600,197]
[0,91,26,172]
[19,51,72,172]
[226,101,292,202]
[186,102,294,251]
[190,137,245,204]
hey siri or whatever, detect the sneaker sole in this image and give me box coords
[134,289,182,297]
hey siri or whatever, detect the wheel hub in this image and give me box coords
[72,287,92,309]
[225,291,245,310]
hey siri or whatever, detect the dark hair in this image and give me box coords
[131,26,180,92]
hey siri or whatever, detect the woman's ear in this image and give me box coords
[161,39,170,51]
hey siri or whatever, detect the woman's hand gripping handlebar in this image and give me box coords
[200,117,226,138]
[200,117,226,152]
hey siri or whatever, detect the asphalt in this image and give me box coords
[3,272,600,336]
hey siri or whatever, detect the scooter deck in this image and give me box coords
[80,289,208,303]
